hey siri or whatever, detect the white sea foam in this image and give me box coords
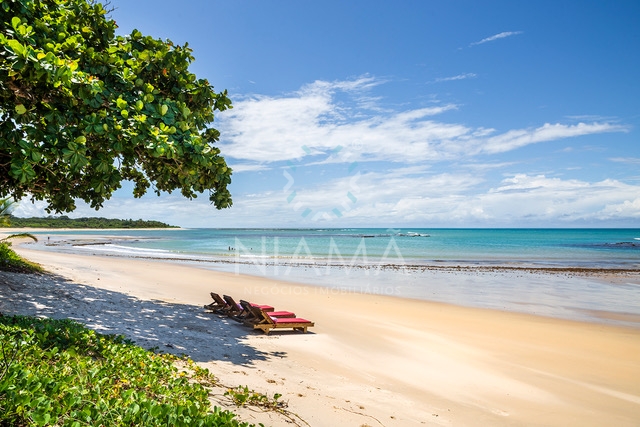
[74,244,199,260]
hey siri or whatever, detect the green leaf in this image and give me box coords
[15,104,27,115]
[7,39,25,56]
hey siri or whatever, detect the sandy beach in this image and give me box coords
[2,240,640,426]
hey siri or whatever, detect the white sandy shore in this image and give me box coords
[2,240,640,426]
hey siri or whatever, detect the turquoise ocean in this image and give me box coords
[32,228,640,326]
[36,228,640,268]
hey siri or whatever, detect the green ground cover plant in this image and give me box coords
[225,386,283,410]
[0,315,253,427]
[0,242,43,273]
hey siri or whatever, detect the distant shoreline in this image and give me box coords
[1,227,183,232]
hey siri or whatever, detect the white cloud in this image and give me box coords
[219,90,334,162]
[265,172,640,226]
[14,170,640,227]
[12,199,49,218]
[221,170,487,226]
[610,157,640,165]
[434,73,477,83]
[460,161,517,172]
[470,31,524,46]
[482,174,640,222]
[600,198,640,218]
[227,163,270,173]
[364,173,640,225]
[218,78,627,166]
[479,122,629,154]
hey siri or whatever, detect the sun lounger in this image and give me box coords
[219,294,243,316]
[239,300,296,324]
[223,295,276,320]
[204,292,227,311]
[249,306,314,334]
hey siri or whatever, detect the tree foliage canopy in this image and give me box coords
[0,0,233,213]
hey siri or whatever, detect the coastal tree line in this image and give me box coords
[5,215,177,229]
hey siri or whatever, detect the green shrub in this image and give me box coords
[0,316,252,427]
[0,243,43,274]
[225,386,284,410]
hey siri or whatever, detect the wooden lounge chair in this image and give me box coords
[249,306,314,334]
[223,295,275,320]
[204,292,227,311]
[239,300,296,324]
[219,294,243,317]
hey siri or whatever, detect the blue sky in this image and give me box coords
[16,0,640,227]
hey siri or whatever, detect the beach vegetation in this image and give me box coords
[6,215,178,228]
[0,239,43,273]
[0,315,253,426]
[0,197,15,226]
[225,385,284,410]
[0,0,233,214]
[0,197,42,273]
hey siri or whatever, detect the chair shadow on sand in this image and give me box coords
[0,272,280,365]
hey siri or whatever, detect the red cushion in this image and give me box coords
[251,303,274,311]
[268,311,295,317]
[273,318,311,324]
